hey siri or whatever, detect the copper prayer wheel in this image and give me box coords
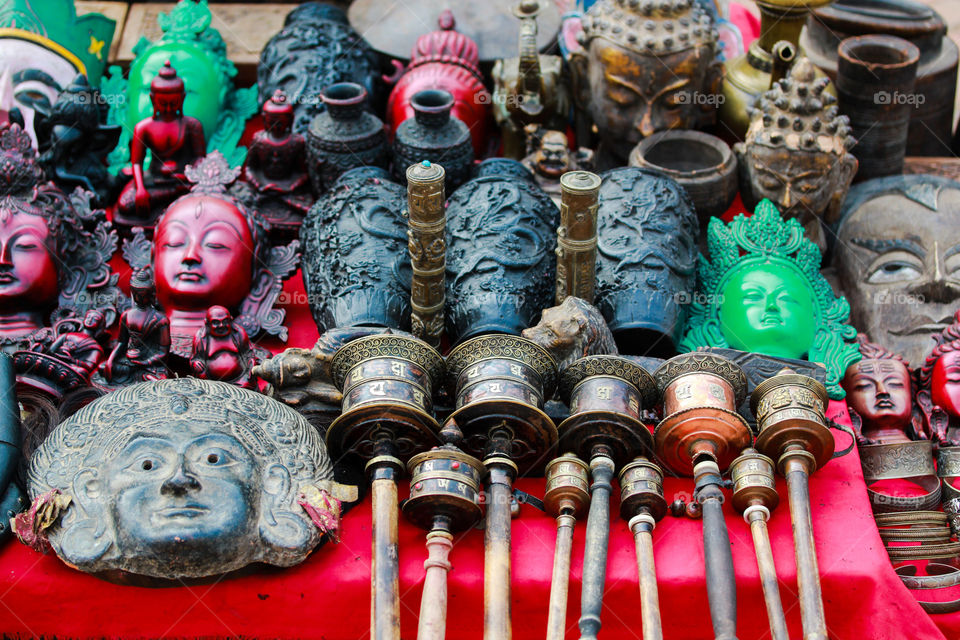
[444,334,558,473]
[555,170,601,305]
[443,334,558,640]
[729,449,788,640]
[404,444,485,640]
[544,453,590,640]
[328,334,445,640]
[750,371,832,640]
[557,355,658,640]
[654,353,751,475]
[751,372,833,471]
[619,457,667,640]
[406,160,446,349]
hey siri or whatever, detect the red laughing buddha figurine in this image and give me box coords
[115,61,206,228]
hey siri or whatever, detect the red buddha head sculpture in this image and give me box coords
[125,151,300,356]
[0,123,120,345]
[262,90,294,137]
[919,311,960,418]
[150,60,186,121]
[842,334,915,444]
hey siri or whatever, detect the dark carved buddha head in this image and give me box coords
[833,175,960,366]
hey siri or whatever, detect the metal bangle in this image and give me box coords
[885,541,960,561]
[867,475,942,514]
[879,526,953,543]
[896,564,960,590]
[875,511,948,528]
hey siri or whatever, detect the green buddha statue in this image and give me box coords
[102,0,257,172]
[680,198,860,398]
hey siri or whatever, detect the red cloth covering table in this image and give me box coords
[0,265,953,639]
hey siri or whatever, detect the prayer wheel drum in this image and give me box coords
[557,355,658,467]
[619,457,668,523]
[730,449,779,513]
[544,453,591,519]
[405,446,485,532]
[653,353,751,475]
[444,334,559,472]
[751,373,833,472]
[328,335,445,458]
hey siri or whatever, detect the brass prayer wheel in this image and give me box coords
[751,372,833,472]
[557,355,658,466]
[405,446,485,532]
[444,334,559,473]
[328,334,445,640]
[545,453,591,519]
[406,160,446,348]
[544,453,591,640]
[653,353,751,475]
[619,457,667,640]
[619,457,668,523]
[730,449,779,514]
[729,448,788,640]
[405,444,485,640]
[750,371,833,640]
[328,334,445,458]
[555,170,601,305]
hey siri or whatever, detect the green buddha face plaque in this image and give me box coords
[681,198,860,399]
[719,262,816,359]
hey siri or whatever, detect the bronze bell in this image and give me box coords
[751,371,833,472]
[557,355,658,466]
[653,353,752,475]
[444,334,559,472]
[327,334,445,459]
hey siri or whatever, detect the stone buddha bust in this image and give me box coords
[570,0,722,163]
[735,57,857,251]
[680,198,860,398]
[24,377,355,580]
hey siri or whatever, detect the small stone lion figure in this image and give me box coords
[522,297,618,372]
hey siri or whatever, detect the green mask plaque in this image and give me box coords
[680,198,860,399]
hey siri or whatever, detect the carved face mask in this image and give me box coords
[834,176,960,366]
[26,378,346,580]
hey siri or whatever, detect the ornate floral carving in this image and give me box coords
[559,355,658,408]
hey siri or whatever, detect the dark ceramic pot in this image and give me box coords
[306,82,389,193]
[594,167,698,357]
[300,167,411,332]
[837,35,920,181]
[445,159,558,346]
[629,130,737,226]
[258,3,380,135]
[393,89,474,191]
[801,0,958,157]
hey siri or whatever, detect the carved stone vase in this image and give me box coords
[393,89,474,191]
[306,82,389,193]
[300,167,411,333]
[445,159,557,345]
